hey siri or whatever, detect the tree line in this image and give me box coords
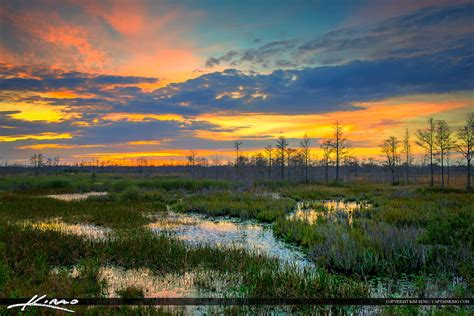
[381,113,472,190]
[185,113,472,190]
[5,113,472,190]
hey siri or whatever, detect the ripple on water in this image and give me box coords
[148,211,313,270]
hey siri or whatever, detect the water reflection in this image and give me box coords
[22,218,111,240]
[53,265,238,298]
[289,200,372,226]
[45,192,108,201]
[148,212,313,269]
[100,267,198,298]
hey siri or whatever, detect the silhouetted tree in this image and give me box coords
[381,136,400,184]
[234,140,243,181]
[285,147,297,180]
[456,112,473,191]
[435,120,454,189]
[187,150,197,179]
[276,136,288,180]
[329,122,350,183]
[30,153,44,176]
[320,139,332,184]
[416,118,436,187]
[264,145,273,180]
[211,156,222,180]
[253,153,267,180]
[402,128,412,184]
[300,134,311,183]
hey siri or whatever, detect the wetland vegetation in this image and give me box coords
[0,173,472,314]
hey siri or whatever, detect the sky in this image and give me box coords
[0,0,473,165]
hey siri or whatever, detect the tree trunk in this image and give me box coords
[430,151,434,187]
[441,156,445,189]
[406,164,409,184]
[468,158,472,191]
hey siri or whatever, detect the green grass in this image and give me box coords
[0,174,472,314]
[0,174,233,194]
[0,225,367,299]
[174,191,296,222]
[271,184,473,285]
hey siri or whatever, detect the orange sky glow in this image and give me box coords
[0,1,472,165]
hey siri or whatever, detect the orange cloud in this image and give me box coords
[101,113,188,123]
[16,143,103,150]
[37,90,96,99]
[2,10,109,71]
[0,133,73,142]
[0,101,78,123]
[194,95,471,147]
[76,151,182,159]
[1,2,204,80]
[127,140,163,145]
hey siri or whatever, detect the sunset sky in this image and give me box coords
[0,0,473,165]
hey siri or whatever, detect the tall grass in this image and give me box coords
[175,191,296,222]
[0,175,472,310]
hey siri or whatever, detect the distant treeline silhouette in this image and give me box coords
[1,113,472,190]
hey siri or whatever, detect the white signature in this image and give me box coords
[7,294,78,313]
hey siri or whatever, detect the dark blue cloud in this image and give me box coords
[205,3,474,70]
[151,46,474,114]
[0,64,158,91]
[1,44,472,118]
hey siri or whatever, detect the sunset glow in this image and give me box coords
[1,0,473,165]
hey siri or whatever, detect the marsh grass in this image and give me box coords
[0,175,472,314]
[0,225,367,300]
[0,174,233,195]
[0,194,164,229]
[174,191,296,222]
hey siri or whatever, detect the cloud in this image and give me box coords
[0,0,204,77]
[0,64,159,91]
[205,3,474,70]
[1,43,473,122]
[154,47,474,115]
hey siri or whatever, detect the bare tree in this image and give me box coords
[234,140,243,182]
[329,122,350,183]
[136,157,149,176]
[300,134,311,183]
[276,136,288,180]
[320,139,332,184]
[286,147,297,181]
[381,136,400,184]
[402,128,413,184]
[416,118,436,187]
[211,156,222,180]
[435,120,454,189]
[264,145,273,180]
[187,150,198,179]
[30,153,44,176]
[456,112,473,191]
[253,153,267,180]
[196,157,209,167]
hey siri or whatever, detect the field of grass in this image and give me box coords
[0,173,472,314]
